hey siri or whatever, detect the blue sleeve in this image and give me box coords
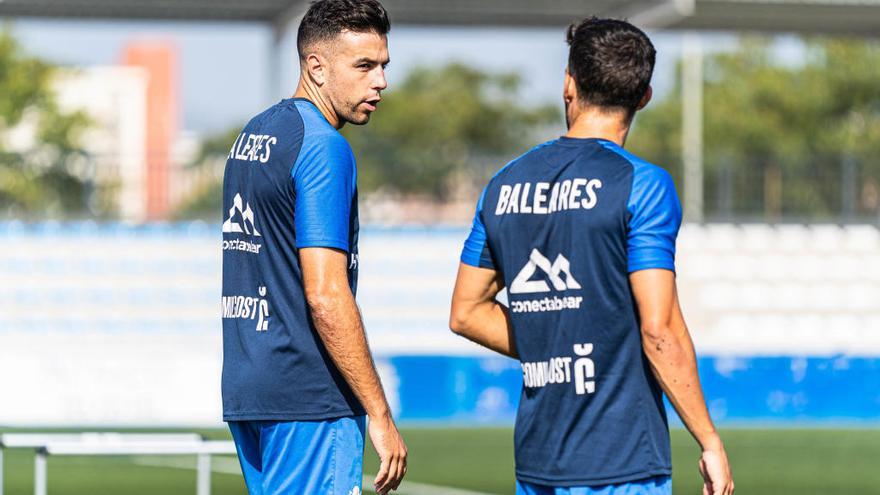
[627,165,682,273]
[460,186,495,269]
[291,133,356,252]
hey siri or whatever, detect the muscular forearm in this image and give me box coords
[308,287,390,419]
[641,322,719,450]
[630,270,733,493]
[450,301,518,359]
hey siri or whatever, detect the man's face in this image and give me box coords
[324,30,389,126]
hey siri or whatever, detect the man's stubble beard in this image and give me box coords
[327,87,371,126]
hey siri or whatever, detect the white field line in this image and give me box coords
[131,456,497,495]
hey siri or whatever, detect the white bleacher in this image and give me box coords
[0,222,878,425]
[676,223,880,355]
[0,224,224,426]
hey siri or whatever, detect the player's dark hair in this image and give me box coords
[297,0,390,59]
[566,17,655,119]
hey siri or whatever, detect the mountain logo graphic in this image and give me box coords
[223,193,261,236]
[510,248,582,294]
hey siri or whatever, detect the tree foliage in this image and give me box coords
[0,28,95,219]
[173,127,240,220]
[183,38,880,222]
[628,37,880,220]
[343,63,559,199]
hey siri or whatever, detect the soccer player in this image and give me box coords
[449,17,734,495]
[220,1,406,494]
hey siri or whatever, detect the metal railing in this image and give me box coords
[0,433,234,495]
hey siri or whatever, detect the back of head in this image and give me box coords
[297,0,390,59]
[566,17,655,120]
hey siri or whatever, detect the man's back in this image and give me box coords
[221,98,363,422]
[462,137,681,485]
[452,16,731,495]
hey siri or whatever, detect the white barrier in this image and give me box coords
[0,433,227,495]
[34,440,235,495]
[0,433,203,449]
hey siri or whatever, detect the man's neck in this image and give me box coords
[564,106,631,147]
[293,78,343,129]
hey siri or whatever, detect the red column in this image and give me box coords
[122,42,178,221]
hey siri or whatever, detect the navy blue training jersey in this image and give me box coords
[461,137,682,486]
[221,98,364,421]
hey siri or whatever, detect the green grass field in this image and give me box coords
[1,428,878,494]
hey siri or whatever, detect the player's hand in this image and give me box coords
[699,444,734,495]
[369,412,408,494]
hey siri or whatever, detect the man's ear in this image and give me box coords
[636,85,653,111]
[304,52,327,86]
[563,69,578,106]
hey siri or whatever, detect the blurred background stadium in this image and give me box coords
[1,0,879,493]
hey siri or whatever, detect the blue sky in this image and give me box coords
[11,20,731,135]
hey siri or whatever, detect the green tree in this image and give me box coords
[344,63,559,199]
[173,127,240,220]
[0,28,95,219]
[628,37,880,221]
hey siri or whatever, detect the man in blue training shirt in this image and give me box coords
[450,17,734,495]
[221,1,406,493]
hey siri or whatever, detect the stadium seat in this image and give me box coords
[0,222,878,425]
[675,223,880,355]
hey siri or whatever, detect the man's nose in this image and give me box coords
[373,68,388,91]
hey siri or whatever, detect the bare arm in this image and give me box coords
[300,247,406,494]
[449,262,517,359]
[630,269,733,495]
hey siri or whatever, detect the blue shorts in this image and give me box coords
[516,476,672,495]
[228,416,366,495]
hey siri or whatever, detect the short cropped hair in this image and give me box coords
[566,17,655,118]
[297,0,390,59]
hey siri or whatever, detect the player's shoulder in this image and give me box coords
[247,98,345,147]
[235,99,307,153]
[598,144,679,218]
[486,139,558,187]
[246,98,301,129]
[595,140,673,186]
[304,126,350,154]
[292,100,338,135]
[287,101,355,181]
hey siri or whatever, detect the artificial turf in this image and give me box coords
[1,428,877,494]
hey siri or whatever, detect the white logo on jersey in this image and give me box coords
[349,253,359,271]
[573,343,596,395]
[495,178,602,216]
[521,343,596,395]
[228,132,277,163]
[509,250,584,312]
[349,487,361,495]
[510,249,581,294]
[222,286,270,332]
[223,193,261,236]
